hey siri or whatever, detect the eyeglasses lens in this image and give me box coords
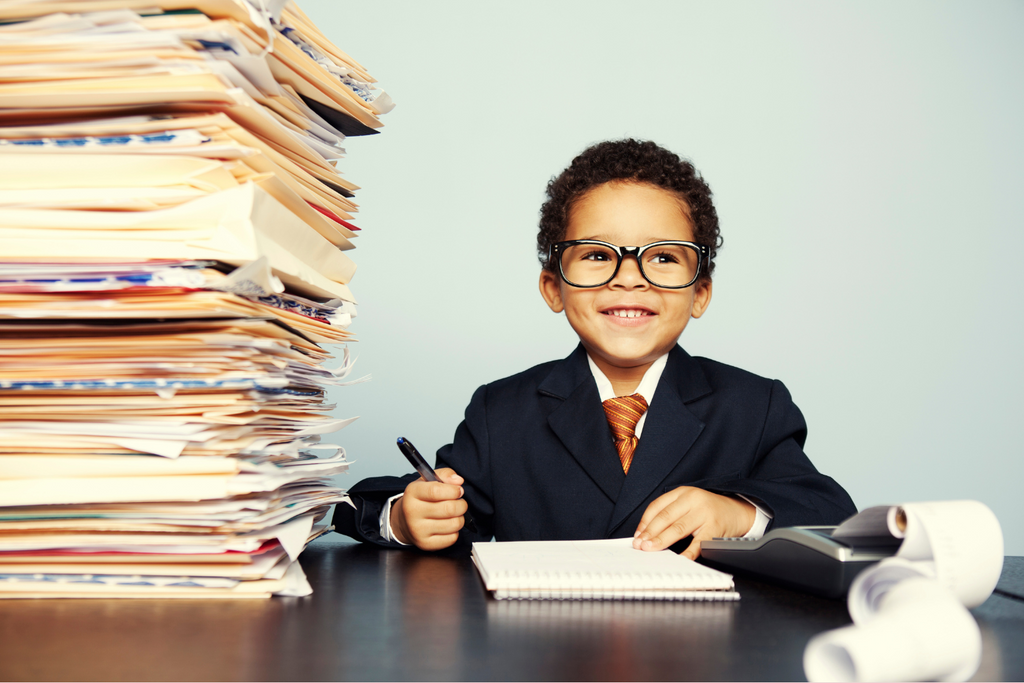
[559,243,700,288]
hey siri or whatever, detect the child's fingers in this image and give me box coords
[434,467,465,485]
[419,497,468,521]
[408,525,459,551]
[416,532,461,551]
[407,508,465,549]
[634,490,679,538]
[403,489,466,522]
[637,511,700,552]
[635,486,698,538]
[409,513,464,538]
[407,478,464,504]
[634,492,697,550]
[681,527,714,561]
[426,514,465,535]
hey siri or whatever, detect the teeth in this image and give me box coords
[610,309,647,318]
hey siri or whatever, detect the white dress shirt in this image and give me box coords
[381,352,771,543]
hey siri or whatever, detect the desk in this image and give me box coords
[1,536,1022,681]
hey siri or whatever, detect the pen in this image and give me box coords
[396,437,478,533]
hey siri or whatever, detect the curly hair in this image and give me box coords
[537,139,721,281]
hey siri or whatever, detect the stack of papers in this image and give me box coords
[0,0,392,597]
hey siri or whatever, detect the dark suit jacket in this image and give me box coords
[333,344,856,547]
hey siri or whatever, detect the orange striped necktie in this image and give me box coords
[602,394,649,474]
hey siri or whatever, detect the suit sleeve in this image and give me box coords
[704,380,857,529]
[331,472,419,547]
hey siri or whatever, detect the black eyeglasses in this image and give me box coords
[551,240,708,289]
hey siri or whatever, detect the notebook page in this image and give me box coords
[473,537,734,592]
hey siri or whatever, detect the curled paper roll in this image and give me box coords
[804,577,981,682]
[806,500,1002,682]
[847,557,930,625]
[836,500,1003,621]
[884,501,1003,608]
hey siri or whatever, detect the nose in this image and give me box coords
[610,252,648,289]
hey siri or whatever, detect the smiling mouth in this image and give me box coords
[602,308,655,318]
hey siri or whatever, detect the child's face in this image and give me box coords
[539,181,712,377]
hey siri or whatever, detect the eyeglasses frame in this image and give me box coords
[550,239,709,289]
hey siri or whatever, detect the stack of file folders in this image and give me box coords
[0,0,393,597]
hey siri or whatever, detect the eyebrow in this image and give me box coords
[573,236,690,244]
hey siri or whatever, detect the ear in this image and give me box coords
[690,279,713,319]
[539,269,565,313]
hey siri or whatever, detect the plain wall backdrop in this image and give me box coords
[302,1,1024,554]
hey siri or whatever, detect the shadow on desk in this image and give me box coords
[0,537,1021,681]
[486,598,736,681]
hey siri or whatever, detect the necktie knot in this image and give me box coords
[602,394,649,473]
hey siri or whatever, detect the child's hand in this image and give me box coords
[633,487,755,560]
[391,468,468,551]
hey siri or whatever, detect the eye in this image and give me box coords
[647,250,680,265]
[580,250,613,262]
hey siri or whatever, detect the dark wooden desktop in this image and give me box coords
[1,536,1022,681]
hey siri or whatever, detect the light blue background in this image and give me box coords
[303,1,1024,554]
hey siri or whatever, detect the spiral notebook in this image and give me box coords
[472,538,739,601]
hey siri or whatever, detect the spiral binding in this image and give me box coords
[488,569,738,601]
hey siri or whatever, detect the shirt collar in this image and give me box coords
[587,352,669,406]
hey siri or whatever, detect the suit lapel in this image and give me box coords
[607,346,713,534]
[540,346,625,503]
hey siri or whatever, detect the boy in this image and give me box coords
[334,139,856,559]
